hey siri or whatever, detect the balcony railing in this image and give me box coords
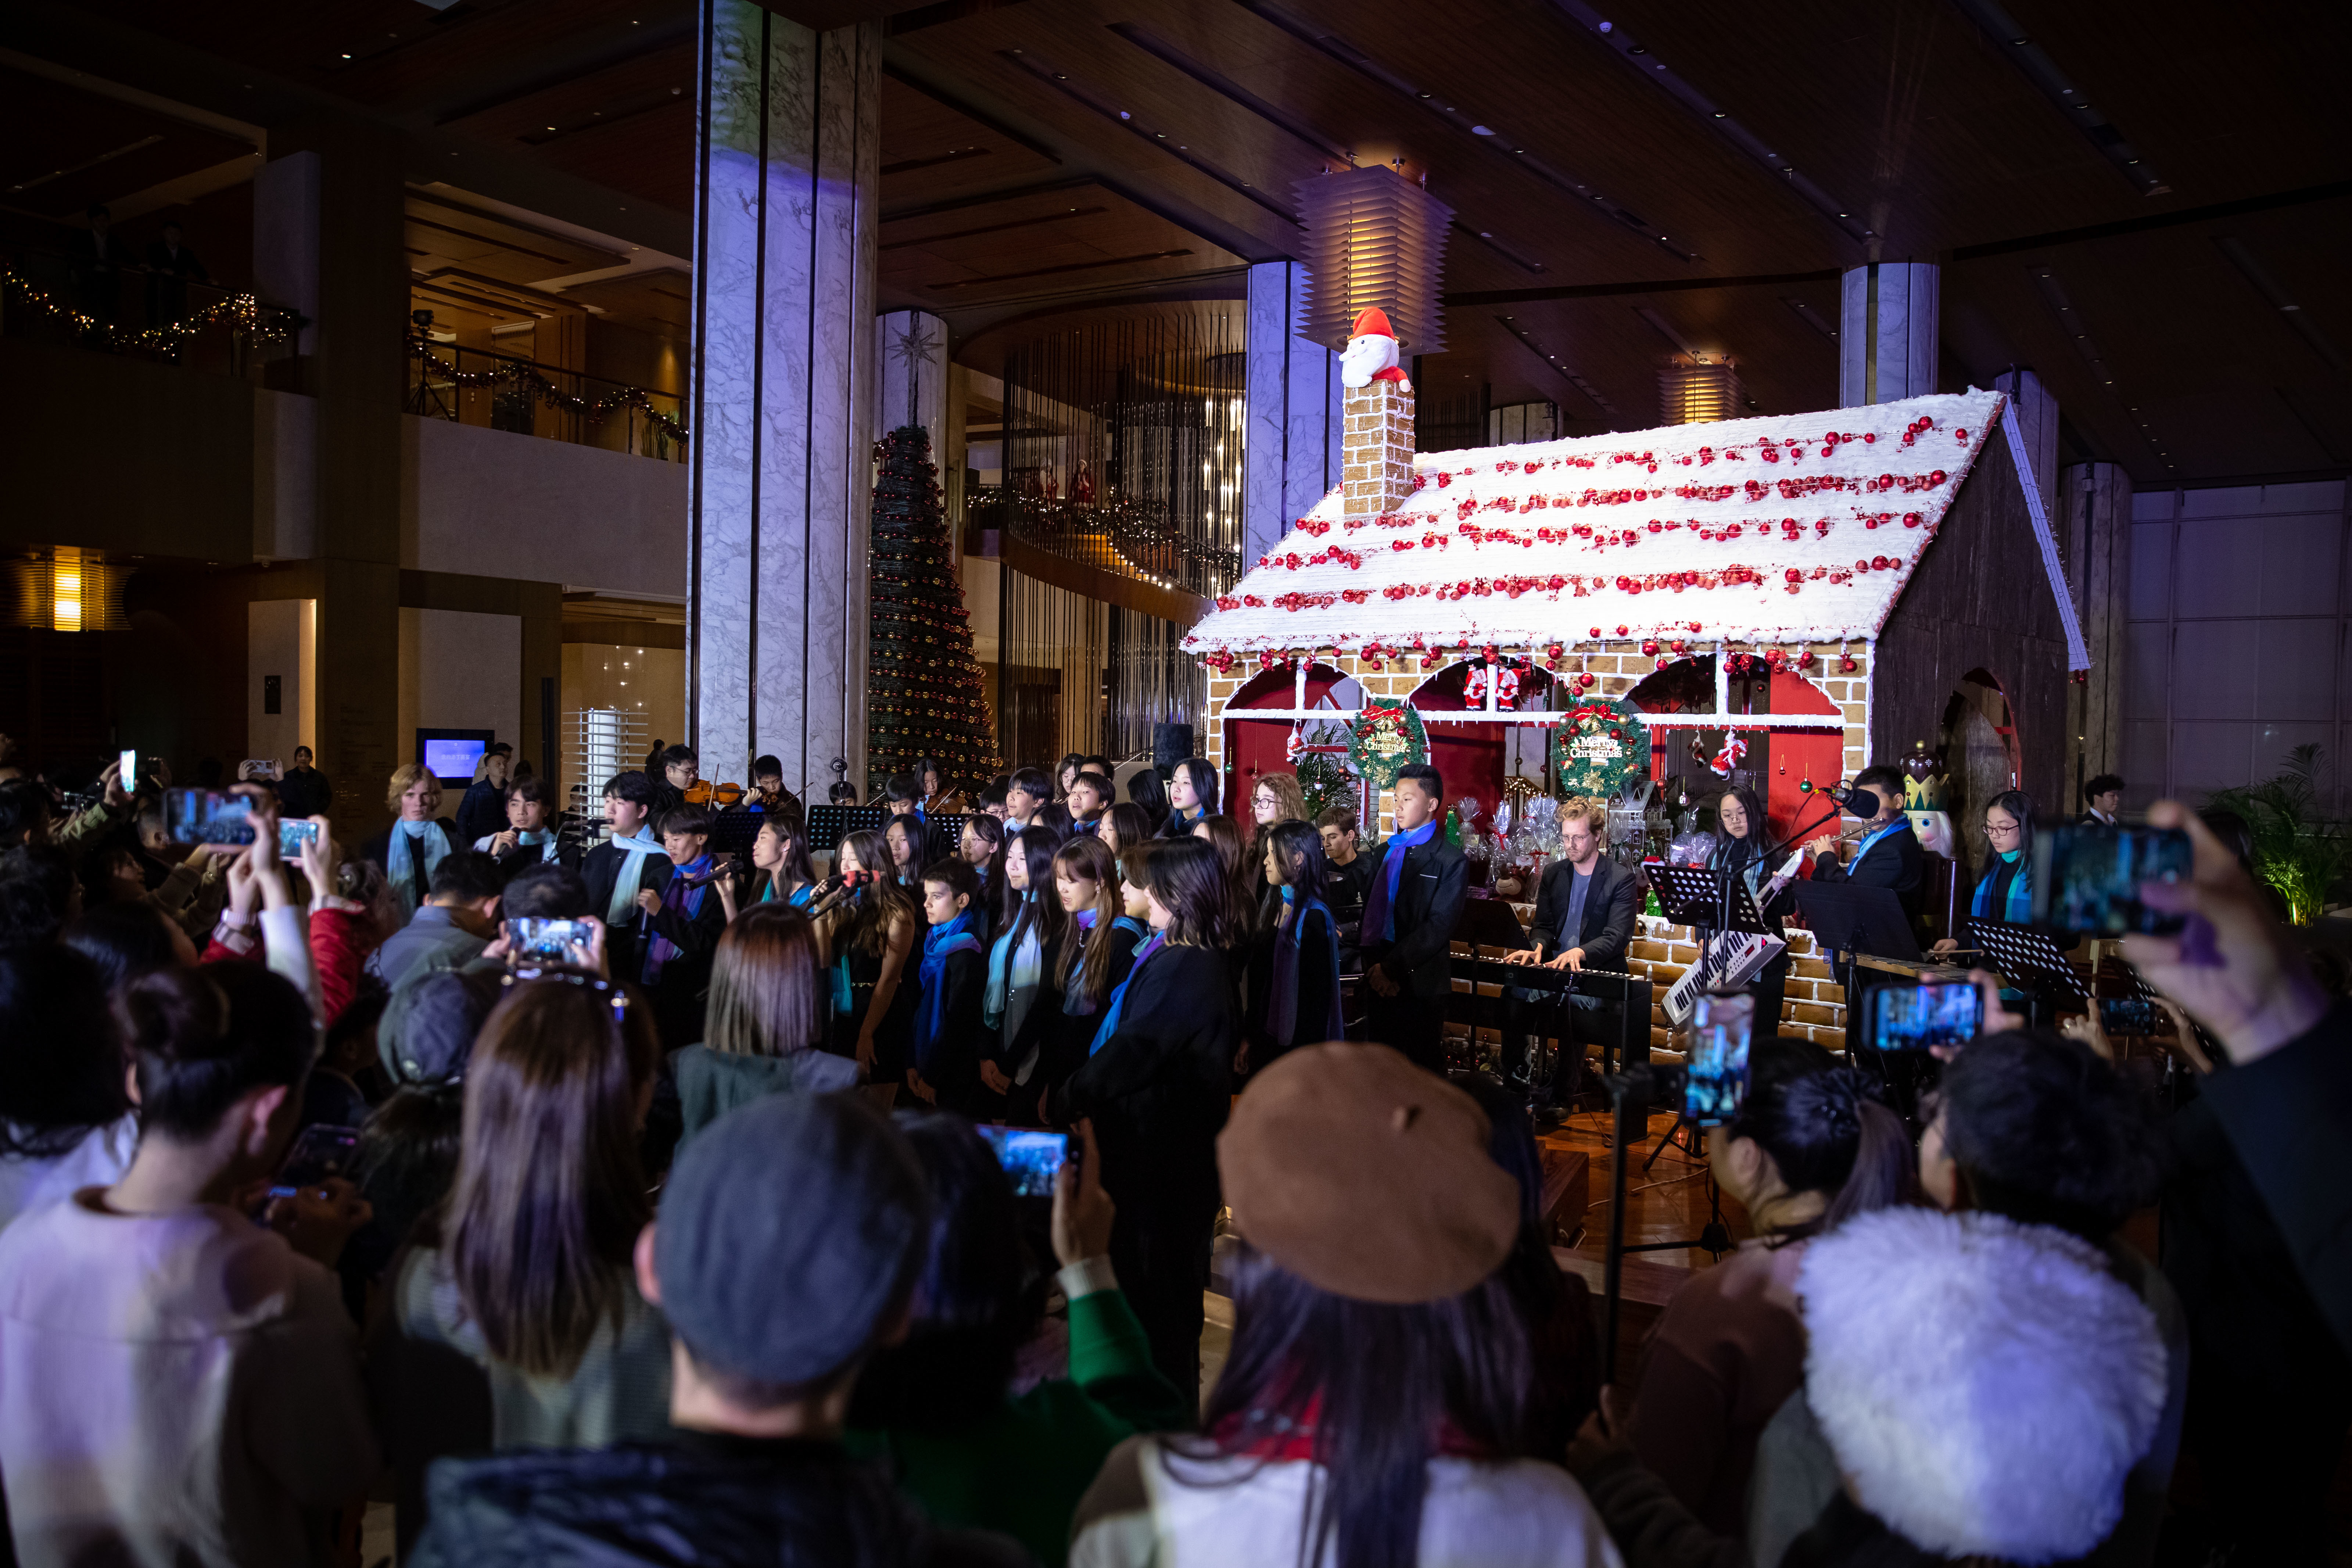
[0,243,303,380]
[969,485,1242,599]
[406,334,687,462]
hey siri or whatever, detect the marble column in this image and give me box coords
[1243,261,1343,567]
[1839,262,1939,406]
[689,0,879,793]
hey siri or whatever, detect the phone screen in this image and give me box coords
[1684,991,1755,1125]
[119,748,137,785]
[253,1124,362,1216]
[2033,822,2192,936]
[1869,982,1983,1052]
[277,819,319,857]
[166,789,257,846]
[2097,997,2164,1035]
[975,1125,1068,1197]
[506,917,596,969]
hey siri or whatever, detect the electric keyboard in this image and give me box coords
[1663,930,1787,1025]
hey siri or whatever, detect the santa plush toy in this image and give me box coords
[1339,306,1411,391]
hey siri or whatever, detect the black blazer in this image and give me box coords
[491,837,583,880]
[1360,836,1469,998]
[1245,902,1340,1059]
[583,840,676,980]
[1061,944,1236,1214]
[1812,818,1926,921]
[359,819,459,886]
[1528,854,1639,973]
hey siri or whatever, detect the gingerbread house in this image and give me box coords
[1187,376,2086,858]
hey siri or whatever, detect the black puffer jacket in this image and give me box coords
[408,1433,1033,1568]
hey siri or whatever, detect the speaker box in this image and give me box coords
[1151,723,1193,770]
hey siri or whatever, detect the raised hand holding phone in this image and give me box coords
[1051,1119,1114,1267]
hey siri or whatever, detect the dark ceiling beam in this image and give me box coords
[1230,0,1698,262]
[429,18,697,126]
[879,61,1062,163]
[1943,0,2170,198]
[1446,267,1840,307]
[996,48,1304,229]
[1948,178,2352,261]
[1541,0,1872,247]
[2212,236,2347,373]
[1099,22,1544,274]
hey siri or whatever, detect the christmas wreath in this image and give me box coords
[1345,699,1429,790]
[1549,696,1645,799]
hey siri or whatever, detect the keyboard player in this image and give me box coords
[1502,797,1638,1123]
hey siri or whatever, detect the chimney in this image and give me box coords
[1343,379,1415,518]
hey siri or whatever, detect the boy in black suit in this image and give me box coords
[1503,797,1639,1120]
[2080,774,2125,827]
[1356,763,1468,1073]
[1806,763,1927,1052]
[582,771,671,984]
[908,858,988,1111]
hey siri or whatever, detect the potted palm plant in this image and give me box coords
[2203,744,2351,925]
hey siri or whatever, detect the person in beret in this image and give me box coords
[1068,1042,1623,1568]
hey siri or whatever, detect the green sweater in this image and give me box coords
[851,1277,1192,1566]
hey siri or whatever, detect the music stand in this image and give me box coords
[1793,882,1918,1055]
[1966,918,2088,1025]
[805,804,885,851]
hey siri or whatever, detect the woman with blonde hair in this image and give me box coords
[360,763,456,918]
[673,905,860,1143]
[376,974,670,1550]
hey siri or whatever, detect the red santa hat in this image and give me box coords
[1349,306,1396,341]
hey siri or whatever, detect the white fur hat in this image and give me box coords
[1798,1207,2168,1565]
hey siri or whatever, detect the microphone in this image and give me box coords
[1798,778,1881,816]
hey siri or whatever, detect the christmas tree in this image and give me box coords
[867,424,1000,784]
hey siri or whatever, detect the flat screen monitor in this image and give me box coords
[417,729,495,786]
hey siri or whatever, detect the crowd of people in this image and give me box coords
[0,736,2342,1568]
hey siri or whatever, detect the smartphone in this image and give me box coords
[118,747,137,785]
[254,1124,362,1214]
[505,917,597,968]
[166,789,258,846]
[975,1125,1068,1198]
[2097,996,2165,1035]
[2032,821,2191,936]
[278,819,319,857]
[1868,980,1983,1052]
[1683,991,1755,1125]
[240,758,280,782]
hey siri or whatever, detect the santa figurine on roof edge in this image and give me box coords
[1339,306,1412,391]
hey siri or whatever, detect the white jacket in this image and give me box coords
[1072,1434,1625,1568]
[0,1190,380,1568]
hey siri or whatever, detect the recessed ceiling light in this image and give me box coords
[341,51,352,58]
[1472,125,1495,136]
[1711,111,1725,118]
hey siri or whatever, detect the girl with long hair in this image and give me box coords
[1070,1045,1616,1568]
[1124,765,1170,833]
[1054,753,1089,801]
[1158,757,1218,837]
[381,975,671,1531]
[1709,784,1799,1028]
[1098,801,1152,859]
[1192,814,1261,978]
[829,828,921,1092]
[915,755,966,813]
[1044,836,1143,1100]
[1608,1038,1913,1544]
[1934,789,2037,951]
[884,811,928,890]
[1243,819,1342,1073]
[1244,772,1308,918]
[1060,836,1238,1392]
[674,905,860,1142]
[958,812,1008,928]
[978,826,1066,1124]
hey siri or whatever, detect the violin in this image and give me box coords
[683,781,746,807]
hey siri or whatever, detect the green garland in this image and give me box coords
[1295,746,1356,819]
[1549,696,1646,799]
[1345,700,1428,791]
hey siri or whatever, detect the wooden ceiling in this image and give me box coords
[0,64,254,221]
[26,0,2352,482]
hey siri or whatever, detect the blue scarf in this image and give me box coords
[387,818,452,916]
[1266,885,1342,1048]
[1971,850,2033,924]
[1090,932,1166,1055]
[985,889,1044,1034]
[643,854,711,984]
[913,909,983,1074]
[603,823,665,928]
[1362,819,1438,944]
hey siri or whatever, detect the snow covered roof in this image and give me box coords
[1185,388,2008,655]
